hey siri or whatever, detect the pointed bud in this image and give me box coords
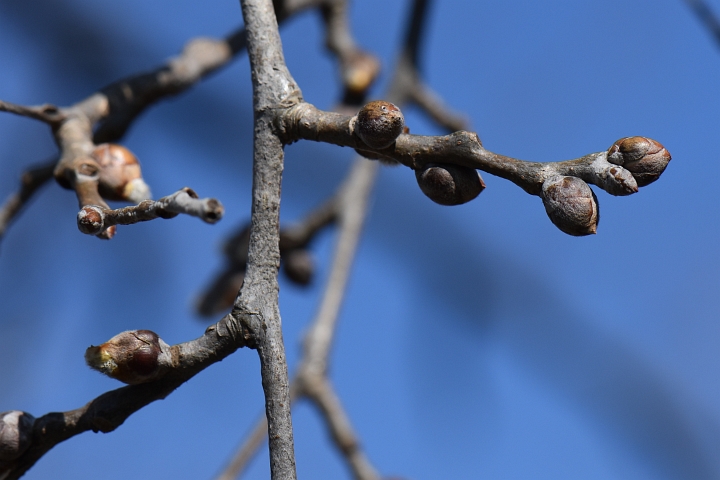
[354,101,405,149]
[85,330,173,384]
[0,411,34,462]
[415,163,485,206]
[541,175,599,236]
[607,137,671,187]
[91,144,152,202]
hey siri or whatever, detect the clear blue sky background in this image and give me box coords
[1,0,719,479]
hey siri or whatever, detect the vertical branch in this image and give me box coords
[235,0,302,479]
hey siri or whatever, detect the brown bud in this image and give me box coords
[343,51,380,94]
[415,163,485,206]
[541,175,599,236]
[0,411,34,462]
[283,249,314,286]
[607,137,671,187]
[85,330,173,384]
[354,101,405,149]
[91,144,152,202]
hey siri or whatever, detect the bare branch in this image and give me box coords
[386,0,468,132]
[197,196,337,317]
[283,103,666,200]
[235,0,302,478]
[0,315,250,480]
[217,159,380,480]
[0,101,65,126]
[0,160,56,244]
[76,188,224,236]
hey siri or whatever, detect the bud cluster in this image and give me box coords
[607,136,671,187]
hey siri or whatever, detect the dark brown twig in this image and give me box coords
[0,160,56,243]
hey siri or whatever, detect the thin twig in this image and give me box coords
[0,160,56,243]
[76,187,224,236]
[685,0,720,47]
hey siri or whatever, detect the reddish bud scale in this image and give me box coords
[415,163,485,206]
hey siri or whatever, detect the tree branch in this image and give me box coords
[0,315,250,480]
[233,0,302,478]
[0,159,56,245]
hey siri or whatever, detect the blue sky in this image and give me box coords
[1,0,720,479]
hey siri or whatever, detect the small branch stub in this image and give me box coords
[0,411,35,463]
[415,163,485,206]
[541,175,599,236]
[607,136,671,187]
[85,330,173,384]
[354,101,405,149]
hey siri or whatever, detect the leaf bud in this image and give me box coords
[283,249,314,286]
[415,163,485,206]
[354,101,405,149]
[343,51,380,95]
[85,330,173,384]
[606,137,671,187]
[91,143,152,203]
[0,410,34,462]
[541,175,599,236]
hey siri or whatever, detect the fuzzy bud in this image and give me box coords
[85,330,173,384]
[415,163,485,206]
[0,411,34,462]
[606,137,671,187]
[91,143,152,203]
[541,175,599,236]
[283,249,314,286]
[343,51,380,94]
[354,101,405,149]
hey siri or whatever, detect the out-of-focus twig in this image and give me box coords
[217,158,379,480]
[196,196,337,317]
[685,0,720,47]
[218,1,470,478]
[0,160,56,244]
[387,0,468,133]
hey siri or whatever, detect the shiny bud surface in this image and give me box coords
[85,329,172,384]
[541,175,599,236]
[91,143,152,202]
[607,136,671,187]
[415,163,485,206]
